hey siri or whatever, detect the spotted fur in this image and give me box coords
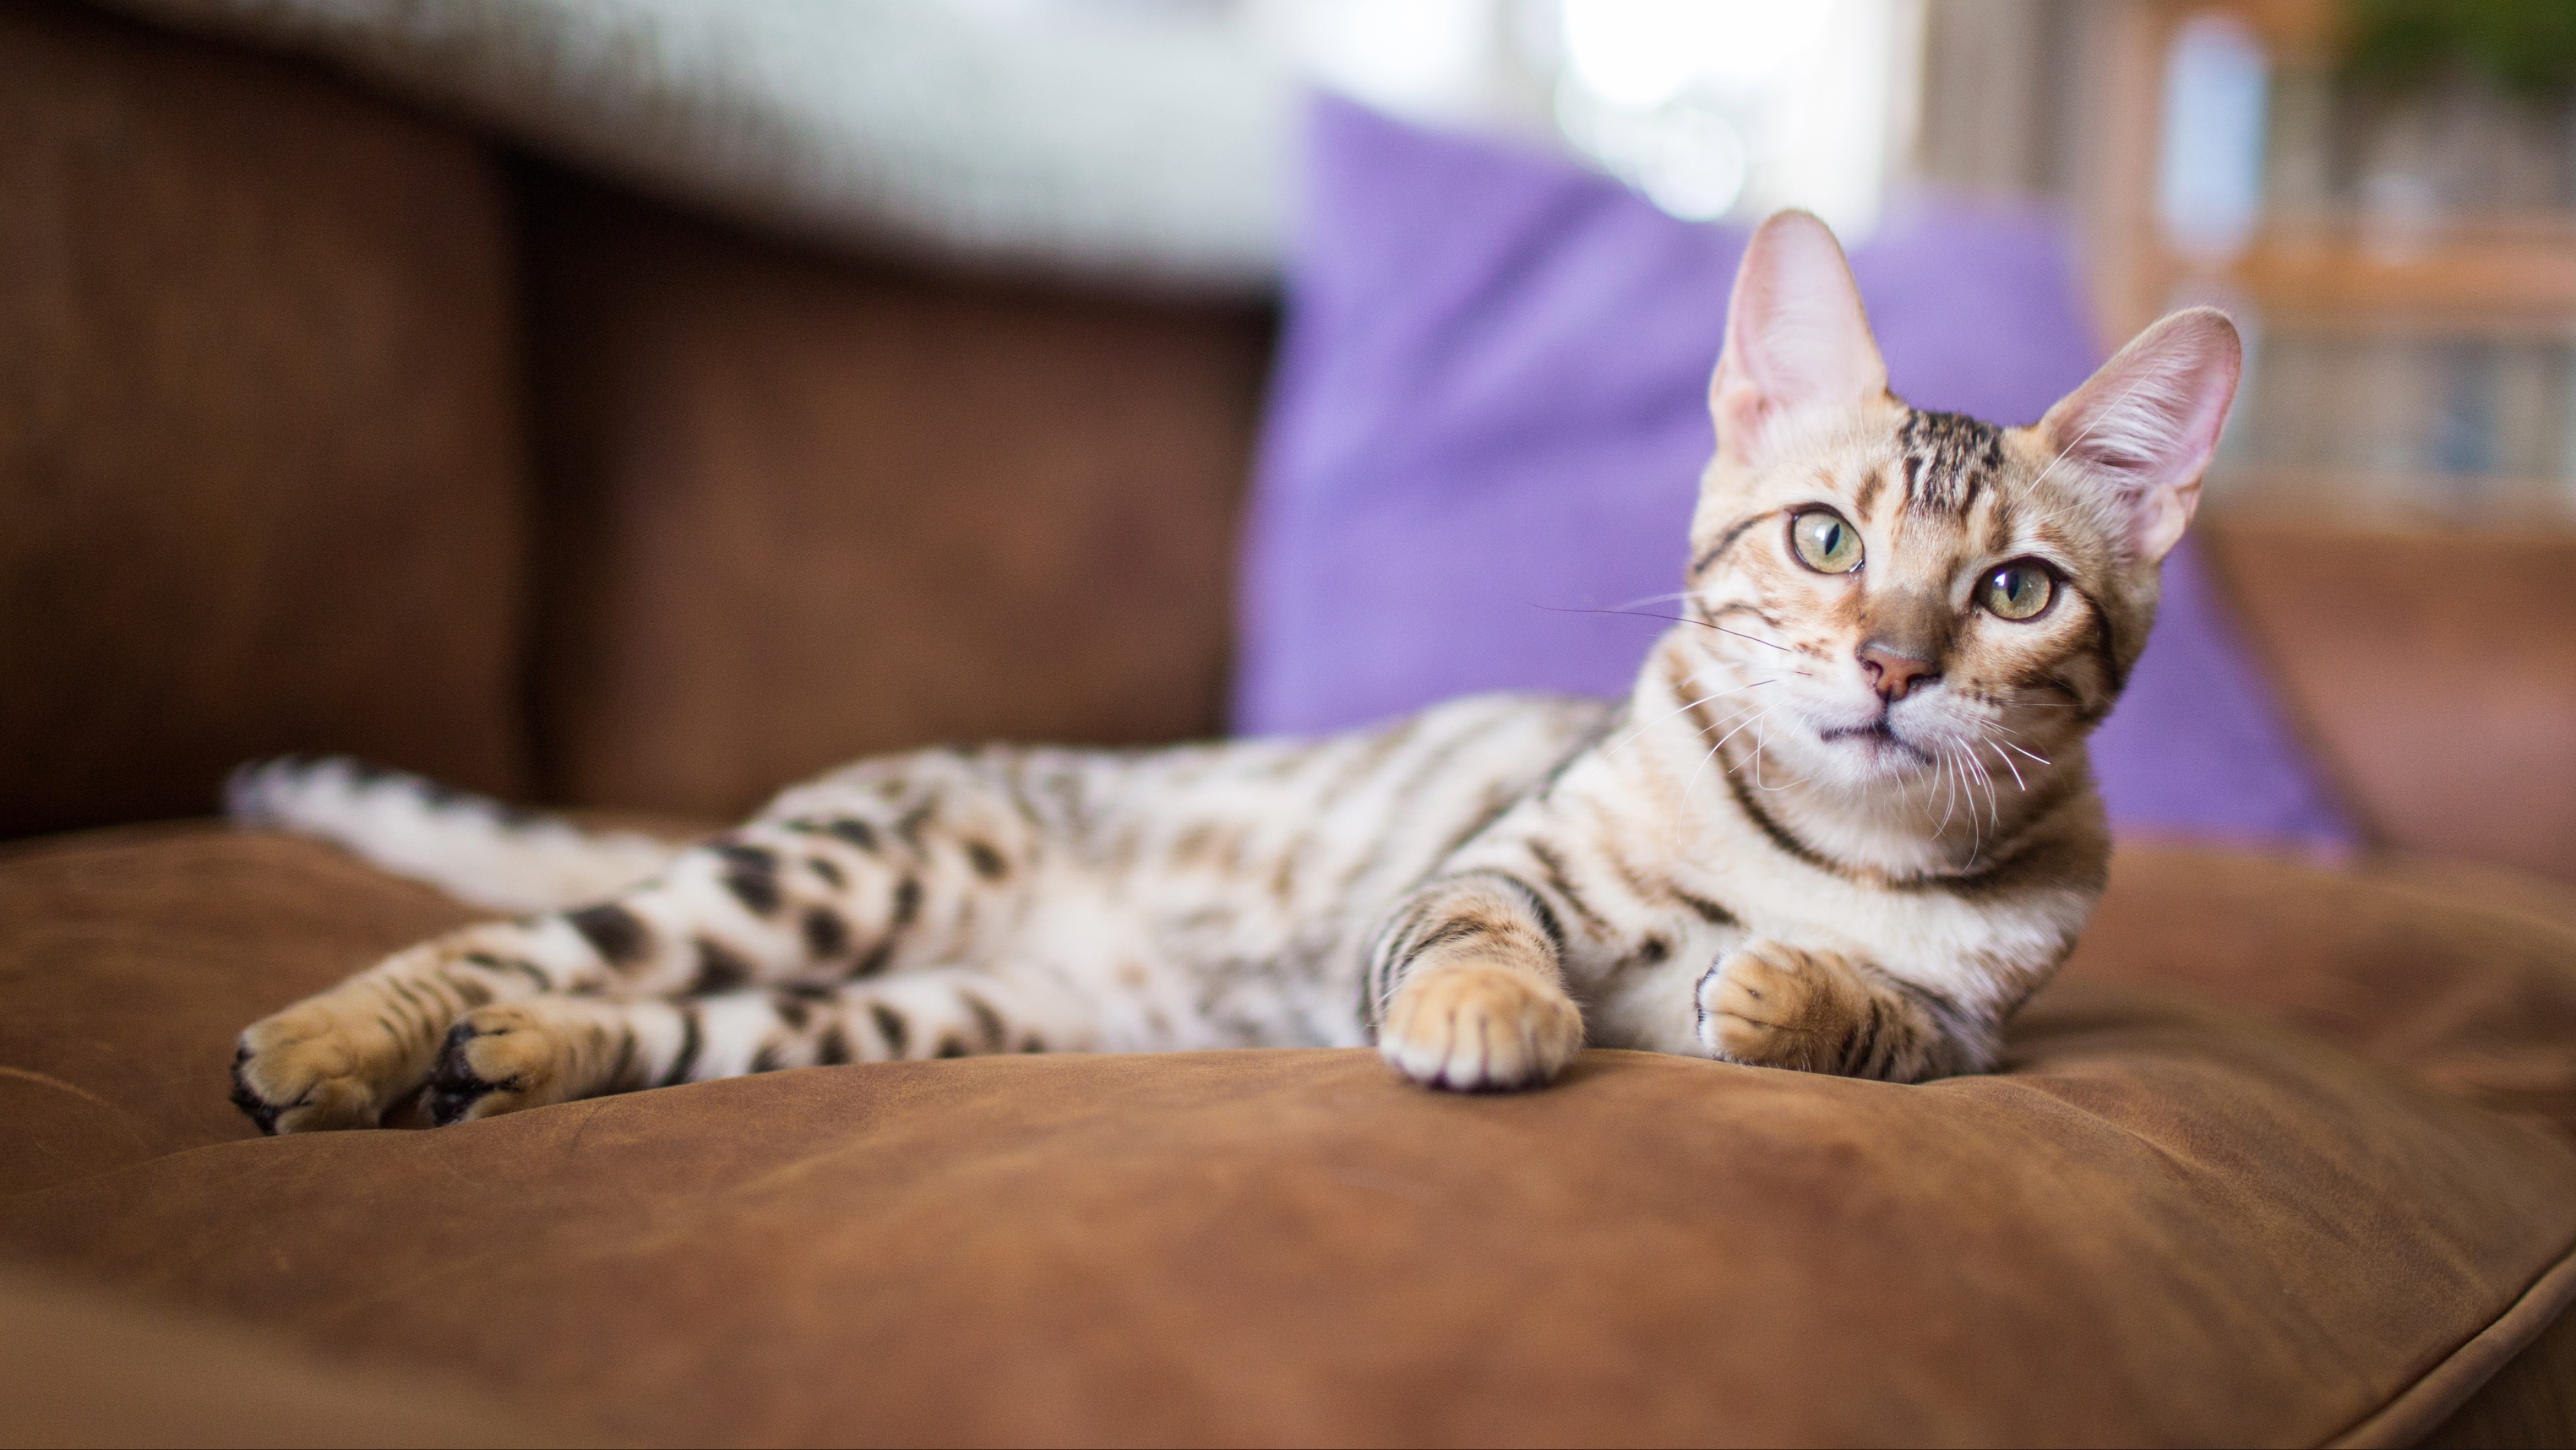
[228,212,2241,1131]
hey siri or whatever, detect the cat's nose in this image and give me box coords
[1858,642,1938,702]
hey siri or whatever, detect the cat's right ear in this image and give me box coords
[1710,210,1889,473]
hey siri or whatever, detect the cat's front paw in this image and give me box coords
[1381,964,1583,1091]
[1696,940,1868,1074]
[231,999,422,1134]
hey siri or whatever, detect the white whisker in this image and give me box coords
[1986,739,2027,792]
[1605,680,1777,757]
[1607,589,1697,610]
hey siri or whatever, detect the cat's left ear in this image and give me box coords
[2036,306,2242,564]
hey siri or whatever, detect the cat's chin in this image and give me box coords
[1812,720,1936,781]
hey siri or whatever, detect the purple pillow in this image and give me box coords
[1234,96,2352,848]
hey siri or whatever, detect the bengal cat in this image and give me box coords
[227,211,2240,1133]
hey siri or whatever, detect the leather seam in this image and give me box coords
[2325,1232,2576,1448]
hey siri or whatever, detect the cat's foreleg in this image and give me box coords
[1367,871,1586,1091]
[231,817,983,1133]
[1695,940,1991,1082]
[416,968,1080,1123]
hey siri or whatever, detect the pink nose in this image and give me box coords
[1858,644,1938,702]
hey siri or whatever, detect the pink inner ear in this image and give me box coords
[1711,212,1888,468]
[2040,307,2242,561]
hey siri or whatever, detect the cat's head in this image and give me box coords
[1685,211,2239,796]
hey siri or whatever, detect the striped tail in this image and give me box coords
[225,757,684,913]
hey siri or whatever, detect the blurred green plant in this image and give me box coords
[2342,0,2576,96]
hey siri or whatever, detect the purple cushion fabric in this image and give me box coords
[1233,95,2351,847]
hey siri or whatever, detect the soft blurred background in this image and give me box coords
[1252,0,2576,526]
[123,0,2571,525]
[6,0,2573,878]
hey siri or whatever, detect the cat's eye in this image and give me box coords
[1978,561,2056,621]
[1789,510,1862,574]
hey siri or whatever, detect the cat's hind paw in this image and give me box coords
[1380,964,1583,1092]
[231,1003,418,1134]
[427,1004,582,1126]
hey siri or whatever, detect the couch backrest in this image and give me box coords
[0,0,530,838]
[0,0,1270,836]
[516,172,1271,819]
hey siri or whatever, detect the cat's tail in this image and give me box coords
[225,756,686,914]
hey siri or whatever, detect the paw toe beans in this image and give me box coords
[1382,966,1582,1092]
[1698,943,1851,1072]
[229,1010,399,1135]
[427,1008,563,1126]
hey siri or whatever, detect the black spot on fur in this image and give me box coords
[890,876,922,930]
[847,943,894,979]
[825,818,877,851]
[934,1036,967,1059]
[1637,936,1670,964]
[961,992,1006,1051]
[567,903,651,967]
[818,1026,854,1066]
[1019,1037,1045,1053]
[693,938,753,994]
[749,1043,787,1074]
[965,840,1007,879]
[802,907,850,960]
[895,804,935,849]
[711,843,782,915]
[806,856,845,889]
[774,995,812,1030]
[870,1003,909,1056]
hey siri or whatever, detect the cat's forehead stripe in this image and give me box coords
[1898,409,2004,517]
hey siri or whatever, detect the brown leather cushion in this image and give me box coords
[3,826,2575,1446]
[0,1264,570,1449]
[0,2,532,840]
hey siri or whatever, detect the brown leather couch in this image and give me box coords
[7,5,2576,1445]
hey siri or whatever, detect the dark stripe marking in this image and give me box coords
[961,992,1006,1051]
[870,1003,909,1056]
[817,1025,853,1066]
[661,1006,703,1087]
[1690,510,1771,578]
[1674,890,1739,927]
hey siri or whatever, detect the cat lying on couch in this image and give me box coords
[227,211,2240,1132]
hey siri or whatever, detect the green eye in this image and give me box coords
[1978,561,2056,621]
[1789,510,1862,574]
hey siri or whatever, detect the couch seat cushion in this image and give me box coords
[4,825,2576,1447]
